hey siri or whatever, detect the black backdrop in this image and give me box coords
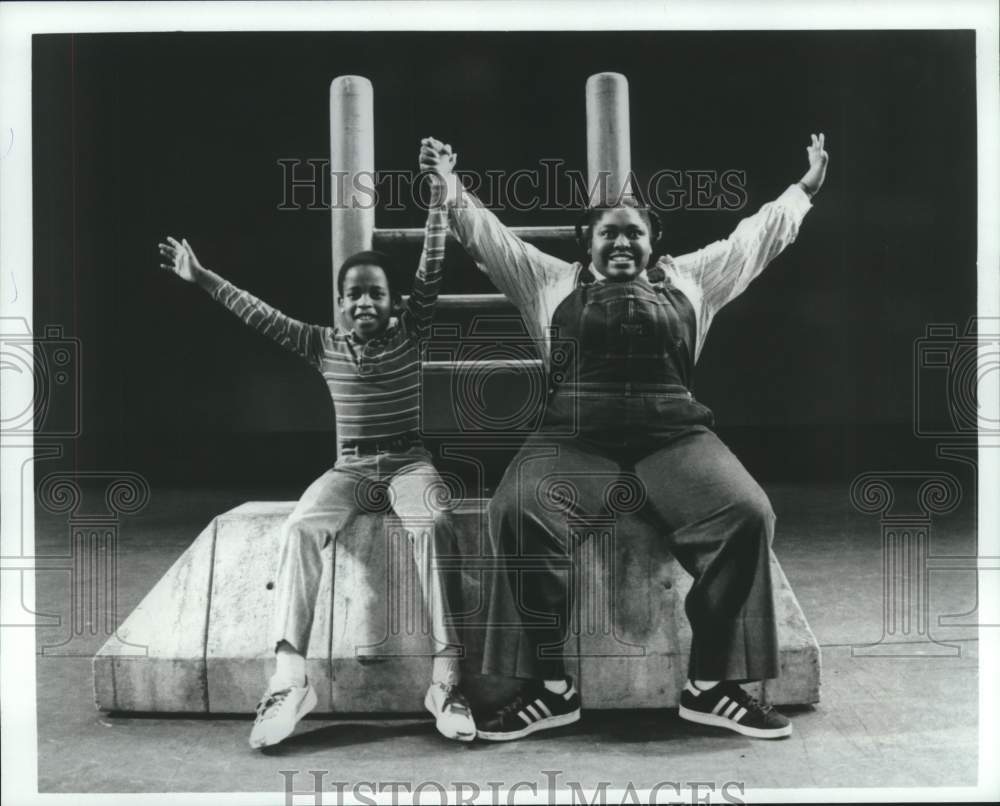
[32,30,977,488]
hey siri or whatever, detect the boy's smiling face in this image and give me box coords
[338,264,394,341]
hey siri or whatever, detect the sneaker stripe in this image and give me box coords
[525,703,542,721]
[537,700,553,718]
[723,701,740,718]
[684,681,701,696]
[733,706,748,723]
[711,696,730,715]
[517,710,533,725]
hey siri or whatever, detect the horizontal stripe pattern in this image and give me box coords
[212,206,447,443]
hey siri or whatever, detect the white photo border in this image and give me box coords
[1,1,997,804]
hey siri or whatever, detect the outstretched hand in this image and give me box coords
[799,133,829,196]
[158,236,204,283]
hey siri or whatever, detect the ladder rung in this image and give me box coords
[375,225,575,245]
[423,358,543,373]
[403,293,512,310]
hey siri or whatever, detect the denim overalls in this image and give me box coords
[482,268,780,683]
[543,271,714,438]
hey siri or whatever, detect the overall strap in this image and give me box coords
[649,266,696,387]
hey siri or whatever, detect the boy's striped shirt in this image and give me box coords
[210,206,447,448]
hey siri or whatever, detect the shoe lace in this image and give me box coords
[434,682,471,715]
[496,692,529,721]
[255,687,290,720]
[728,685,773,715]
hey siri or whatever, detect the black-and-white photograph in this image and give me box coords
[2,2,998,803]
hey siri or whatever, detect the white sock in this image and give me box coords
[432,655,460,688]
[543,678,568,694]
[273,641,306,688]
[693,679,720,691]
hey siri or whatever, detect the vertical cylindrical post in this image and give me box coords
[585,72,633,205]
[330,75,375,322]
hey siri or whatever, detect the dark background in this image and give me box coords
[32,30,977,491]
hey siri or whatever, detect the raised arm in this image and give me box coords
[669,133,829,357]
[158,236,326,367]
[401,203,447,340]
[418,137,571,320]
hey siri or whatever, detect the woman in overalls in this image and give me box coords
[420,133,828,741]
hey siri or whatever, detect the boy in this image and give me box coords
[157,200,475,748]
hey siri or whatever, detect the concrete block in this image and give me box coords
[93,517,216,712]
[329,516,439,712]
[576,523,685,709]
[95,499,820,713]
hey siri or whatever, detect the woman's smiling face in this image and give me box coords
[588,207,654,280]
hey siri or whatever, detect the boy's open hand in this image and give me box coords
[158,236,203,283]
[799,133,829,196]
[419,137,457,178]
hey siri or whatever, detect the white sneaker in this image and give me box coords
[248,677,318,749]
[424,682,476,742]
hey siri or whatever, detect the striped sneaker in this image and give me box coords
[477,677,581,741]
[678,680,792,739]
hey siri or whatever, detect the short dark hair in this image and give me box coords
[574,200,663,256]
[336,250,403,298]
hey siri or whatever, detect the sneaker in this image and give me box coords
[424,682,476,743]
[678,680,792,739]
[248,677,318,749]
[477,677,581,742]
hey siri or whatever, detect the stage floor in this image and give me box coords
[31,482,981,794]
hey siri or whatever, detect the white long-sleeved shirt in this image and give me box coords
[444,180,813,369]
